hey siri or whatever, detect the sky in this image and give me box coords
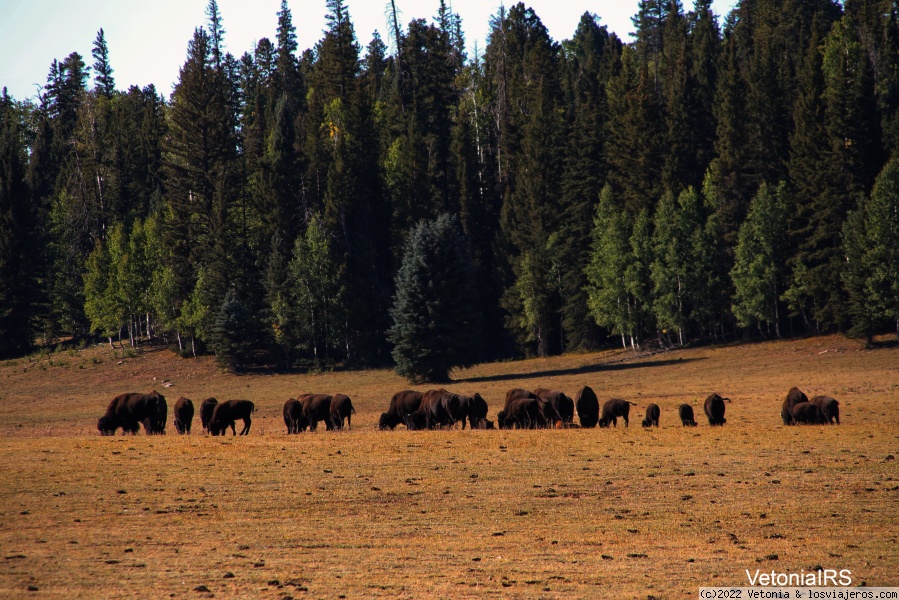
[0,0,738,102]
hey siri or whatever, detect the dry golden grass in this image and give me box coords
[0,335,897,598]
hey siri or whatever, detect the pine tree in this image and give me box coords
[557,14,617,350]
[92,29,115,98]
[389,214,480,383]
[0,90,37,357]
[206,0,226,69]
[210,288,259,372]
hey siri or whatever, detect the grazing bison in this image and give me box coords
[330,394,356,430]
[283,398,304,434]
[598,399,637,428]
[200,397,219,432]
[458,393,489,429]
[503,388,538,409]
[781,387,809,425]
[497,397,546,429]
[97,391,167,435]
[297,394,334,431]
[380,390,424,430]
[534,388,575,427]
[678,404,697,426]
[173,397,194,434]
[703,393,728,426]
[574,386,600,428]
[810,395,840,425]
[407,389,464,430]
[208,400,255,436]
[642,403,660,428]
[792,402,827,425]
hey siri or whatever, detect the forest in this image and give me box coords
[1,0,898,372]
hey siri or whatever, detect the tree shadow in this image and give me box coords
[452,357,707,384]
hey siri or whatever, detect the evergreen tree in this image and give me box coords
[0,90,37,357]
[92,28,115,98]
[389,214,480,383]
[210,288,259,372]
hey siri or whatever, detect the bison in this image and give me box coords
[641,403,660,428]
[497,397,546,429]
[407,389,463,430]
[380,390,424,430]
[534,388,574,427]
[703,393,728,426]
[297,394,334,431]
[574,386,600,428]
[173,397,194,434]
[200,397,219,433]
[208,400,255,436]
[330,394,356,430]
[792,401,827,424]
[283,398,304,434]
[598,399,636,428]
[97,391,167,435]
[458,393,489,429]
[678,404,697,426]
[810,395,840,425]
[781,387,809,425]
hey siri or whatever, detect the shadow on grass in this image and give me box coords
[452,356,707,384]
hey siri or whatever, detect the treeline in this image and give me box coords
[1,0,898,367]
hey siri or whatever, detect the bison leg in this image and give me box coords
[240,417,251,435]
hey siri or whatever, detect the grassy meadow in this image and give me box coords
[0,335,897,598]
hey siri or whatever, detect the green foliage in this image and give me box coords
[731,183,790,335]
[389,214,480,383]
[209,288,258,372]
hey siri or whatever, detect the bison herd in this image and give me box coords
[96,386,843,436]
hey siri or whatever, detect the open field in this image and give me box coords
[1,335,897,598]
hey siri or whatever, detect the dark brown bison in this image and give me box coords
[497,397,546,429]
[380,390,424,430]
[297,394,334,431]
[598,399,636,428]
[97,391,167,435]
[792,402,827,424]
[173,397,194,434]
[503,388,538,409]
[781,387,809,425]
[283,398,304,434]
[200,397,218,432]
[407,389,464,430]
[810,395,840,425]
[330,394,356,430]
[574,386,600,428]
[534,388,574,427]
[641,403,660,427]
[703,393,728,426]
[458,393,489,429]
[678,404,697,426]
[209,400,255,436]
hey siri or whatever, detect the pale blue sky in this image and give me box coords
[0,0,738,102]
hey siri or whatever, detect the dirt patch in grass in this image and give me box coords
[0,335,897,597]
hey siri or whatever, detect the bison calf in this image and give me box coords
[810,395,840,425]
[200,397,219,433]
[678,404,697,426]
[641,403,660,428]
[792,402,827,425]
[598,399,636,428]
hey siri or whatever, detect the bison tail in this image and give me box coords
[627,401,637,406]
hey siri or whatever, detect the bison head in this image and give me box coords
[97,415,117,435]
